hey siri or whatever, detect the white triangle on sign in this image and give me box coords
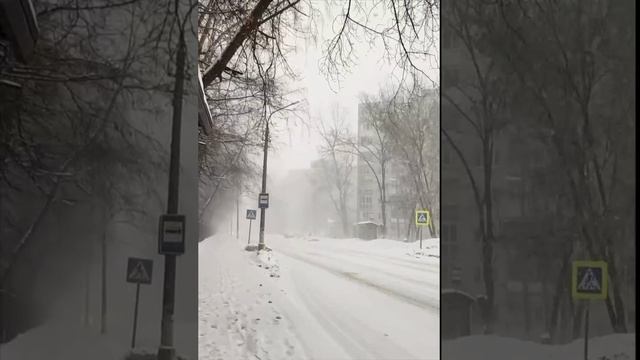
[577,268,601,291]
[418,213,427,222]
[129,262,150,282]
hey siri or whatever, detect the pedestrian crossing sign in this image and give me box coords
[572,260,607,300]
[126,257,153,285]
[415,210,431,226]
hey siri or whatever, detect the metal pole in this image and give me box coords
[236,192,240,240]
[420,226,423,249]
[258,119,269,251]
[131,283,141,349]
[248,219,253,245]
[583,301,590,360]
[158,34,186,360]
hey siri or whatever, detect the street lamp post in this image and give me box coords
[257,119,269,251]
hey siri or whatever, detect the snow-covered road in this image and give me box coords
[199,234,440,360]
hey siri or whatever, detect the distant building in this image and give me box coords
[355,94,437,240]
[355,102,384,233]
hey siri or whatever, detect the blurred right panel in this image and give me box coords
[440,0,636,358]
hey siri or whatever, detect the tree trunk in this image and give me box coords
[84,248,91,328]
[380,166,387,237]
[523,281,531,338]
[572,301,585,340]
[606,257,628,333]
[482,135,497,334]
[405,208,413,241]
[340,203,349,237]
[427,207,437,238]
[100,225,108,334]
[202,0,276,87]
[482,239,495,333]
[549,248,572,343]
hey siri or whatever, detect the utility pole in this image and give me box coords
[236,189,240,240]
[157,33,186,360]
[258,119,270,251]
[256,101,299,251]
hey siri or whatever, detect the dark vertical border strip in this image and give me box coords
[634,8,638,358]
[438,3,443,359]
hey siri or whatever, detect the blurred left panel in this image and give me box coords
[0,1,199,359]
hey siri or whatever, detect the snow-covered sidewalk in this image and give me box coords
[442,333,635,360]
[199,235,307,360]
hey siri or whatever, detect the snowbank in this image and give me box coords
[0,313,195,360]
[290,235,440,263]
[0,322,128,360]
[443,333,635,360]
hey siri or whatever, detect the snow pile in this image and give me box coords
[0,322,128,360]
[292,235,440,263]
[124,349,190,360]
[443,333,635,360]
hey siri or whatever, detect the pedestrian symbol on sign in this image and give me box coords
[415,210,431,226]
[577,268,601,292]
[126,257,153,285]
[572,260,607,300]
[129,262,151,283]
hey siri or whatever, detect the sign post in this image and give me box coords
[246,209,257,244]
[571,260,607,360]
[126,257,153,349]
[415,210,431,249]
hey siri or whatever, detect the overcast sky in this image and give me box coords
[266,2,439,181]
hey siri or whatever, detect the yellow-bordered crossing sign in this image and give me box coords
[415,210,431,227]
[571,260,608,300]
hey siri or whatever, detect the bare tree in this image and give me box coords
[441,0,512,333]
[0,0,195,340]
[382,85,439,238]
[337,95,394,237]
[317,104,356,237]
[196,0,439,222]
[489,0,634,334]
